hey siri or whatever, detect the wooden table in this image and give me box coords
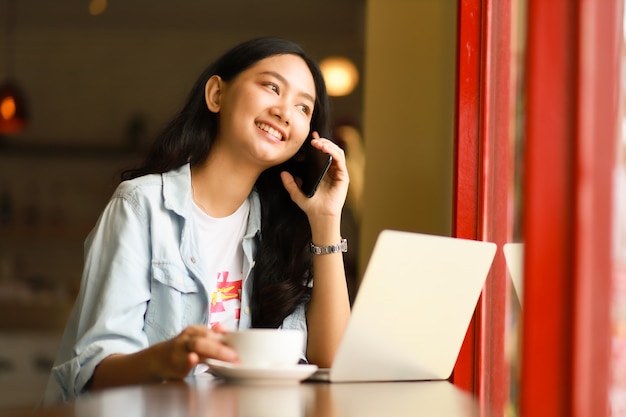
[12,375,480,417]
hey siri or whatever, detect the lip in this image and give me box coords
[256,120,287,142]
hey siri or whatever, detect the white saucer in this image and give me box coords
[205,359,318,384]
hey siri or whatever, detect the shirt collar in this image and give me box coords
[162,163,261,237]
[162,163,193,217]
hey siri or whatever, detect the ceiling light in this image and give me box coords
[89,0,108,16]
[0,0,28,135]
[0,80,28,134]
[319,56,359,97]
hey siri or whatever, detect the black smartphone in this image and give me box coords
[289,141,333,198]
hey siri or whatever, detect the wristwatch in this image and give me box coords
[309,238,348,255]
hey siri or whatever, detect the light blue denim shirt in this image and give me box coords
[43,164,309,403]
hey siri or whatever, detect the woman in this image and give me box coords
[44,37,351,403]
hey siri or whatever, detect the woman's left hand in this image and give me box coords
[282,134,351,368]
[280,131,350,222]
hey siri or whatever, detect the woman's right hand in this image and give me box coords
[153,324,239,380]
[88,324,238,391]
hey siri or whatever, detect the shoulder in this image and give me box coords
[107,174,162,212]
[115,173,163,196]
[113,164,190,204]
[109,164,192,220]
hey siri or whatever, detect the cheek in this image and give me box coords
[288,134,308,159]
[293,119,311,143]
[291,134,308,156]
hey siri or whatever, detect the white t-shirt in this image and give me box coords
[192,198,250,331]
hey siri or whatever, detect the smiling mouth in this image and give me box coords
[256,122,284,141]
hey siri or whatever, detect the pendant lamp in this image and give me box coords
[319,56,359,97]
[0,0,29,135]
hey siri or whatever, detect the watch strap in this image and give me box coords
[309,238,348,255]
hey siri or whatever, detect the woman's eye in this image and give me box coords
[264,83,279,93]
[297,104,311,114]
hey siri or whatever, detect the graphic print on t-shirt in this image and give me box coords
[209,270,242,328]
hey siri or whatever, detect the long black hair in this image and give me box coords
[122,37,331,328]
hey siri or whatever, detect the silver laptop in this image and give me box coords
[310,229,496,382]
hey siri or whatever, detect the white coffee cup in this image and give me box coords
[222,329,304,368]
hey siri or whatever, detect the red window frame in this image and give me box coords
[452,1,513,415]
[453,0,622,415]
[520,0,621,415]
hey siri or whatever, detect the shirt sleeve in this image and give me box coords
[47,186,153,401]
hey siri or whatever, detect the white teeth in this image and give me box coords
[256,122,283,141]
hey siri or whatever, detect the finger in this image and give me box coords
[179,326,213,359]
[179,325,207,350]
[211,323,228,335]
[186,351,200,369]
[310,137,346,165]
[198,338,239,363]
[187,330,238,363]
[183,326,223,352]
[280,171,305,202]
[159,333,199,379]
[310,144,348,183]
[181,334,200,369]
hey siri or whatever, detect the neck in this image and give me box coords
[191,150,261,218]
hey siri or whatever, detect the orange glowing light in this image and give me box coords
[319,56,359,96]
[0,96,17,120]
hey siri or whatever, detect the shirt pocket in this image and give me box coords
[145,262,204,341]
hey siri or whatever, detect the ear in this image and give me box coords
[205,75,223,113]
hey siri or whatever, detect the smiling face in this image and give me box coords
[205,54,316,170]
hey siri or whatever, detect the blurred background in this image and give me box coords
[0,0,459,412]
[0,0,367,410]
[0,0,366,299]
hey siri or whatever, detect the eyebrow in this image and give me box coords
[259,70,315,104]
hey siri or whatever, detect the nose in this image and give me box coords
[271,103,291,125]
